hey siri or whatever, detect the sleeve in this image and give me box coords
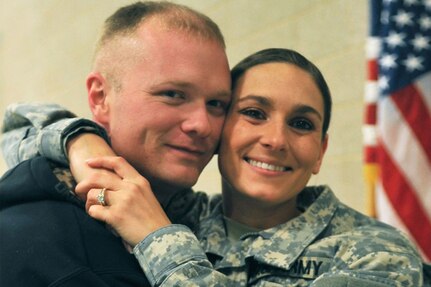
[133,224,238,287]
[1,102,109,168]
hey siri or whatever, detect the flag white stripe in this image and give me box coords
[366,37,381,59]
[365,81,379,103]
[362,125,377,146]
[378,96,431,219]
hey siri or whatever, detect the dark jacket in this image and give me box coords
[0,157,149,286]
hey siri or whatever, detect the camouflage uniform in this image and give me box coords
[136,186,423,286]
[1,103,427,286]
[1,102,109,168]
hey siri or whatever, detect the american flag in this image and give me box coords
[364,0,431,261]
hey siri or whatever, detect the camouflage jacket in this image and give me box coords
[135,186,424,286]
[1,102,109,169]
[0,103,426,286]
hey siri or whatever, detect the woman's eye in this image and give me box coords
[239,108,266,120]
[290,118,314,131]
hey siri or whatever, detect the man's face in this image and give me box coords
[102,21,231,192]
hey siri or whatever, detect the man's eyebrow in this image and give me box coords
[213,90,231,99]
[152,80,194,89]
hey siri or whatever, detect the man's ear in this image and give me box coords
[87,72,110,131]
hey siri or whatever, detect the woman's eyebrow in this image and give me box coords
[236,94,273,107]
[294,104,323,120]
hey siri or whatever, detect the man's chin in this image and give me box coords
[151,169,200,190]
[166,174,199,189]
[149,174,198,205]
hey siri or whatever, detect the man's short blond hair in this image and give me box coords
[95,1,225,55]
[91,1,226,91]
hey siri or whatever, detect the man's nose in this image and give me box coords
[181,103,212,138]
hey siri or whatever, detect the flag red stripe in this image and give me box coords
[378,144,431,258]
[391,85,431,164]
[364,146,377,163]
[367,59,378,81]
[364,103,377,125]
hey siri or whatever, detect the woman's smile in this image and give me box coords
[244,157,291,173]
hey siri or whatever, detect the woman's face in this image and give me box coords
[218,62,328,206]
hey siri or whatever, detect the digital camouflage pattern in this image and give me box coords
[1,103,108,168]
[1,103,428,286]
[135,186,424,286]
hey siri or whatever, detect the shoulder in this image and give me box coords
[299,186,420,259]
[0,157,81,209]
[301,202,423,285]
[326,199,419,254]
[316,203,423,282]
[0,157,107,257]
[0,183,146,285]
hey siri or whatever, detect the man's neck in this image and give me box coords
[150,179,186,208]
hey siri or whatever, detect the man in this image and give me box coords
[0,1,230,286]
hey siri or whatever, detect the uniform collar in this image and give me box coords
[198,185,339,270]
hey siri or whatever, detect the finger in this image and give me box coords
[87,204,108,223]
[86,157,152,192]
[86,187,113,212]
[75,169,123,199]
[86,156,141,181]
[86,188,101,212]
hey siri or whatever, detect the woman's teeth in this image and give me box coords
[247,159,287,172]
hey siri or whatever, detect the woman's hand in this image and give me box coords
[75,156,171,247]
[67,133,116,200]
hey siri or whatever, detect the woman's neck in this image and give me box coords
[221,181,301,230]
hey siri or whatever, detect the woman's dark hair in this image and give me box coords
[231,48,332,137]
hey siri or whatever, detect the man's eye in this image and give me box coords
[208,100,227,109]
[290,118,314,131]
[239,108,266,120]
[207,100,228,116]
[161,91,185,99]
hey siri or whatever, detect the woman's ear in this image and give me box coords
[87,72,110,131]
[312,133,329,175]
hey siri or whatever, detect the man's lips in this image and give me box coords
[167,144,207,155]
[244,157,292,172]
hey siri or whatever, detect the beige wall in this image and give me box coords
[0,0,368,212]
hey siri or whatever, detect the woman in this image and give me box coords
[74,49,423,286]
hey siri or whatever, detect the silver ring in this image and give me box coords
[97,188,107,206]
